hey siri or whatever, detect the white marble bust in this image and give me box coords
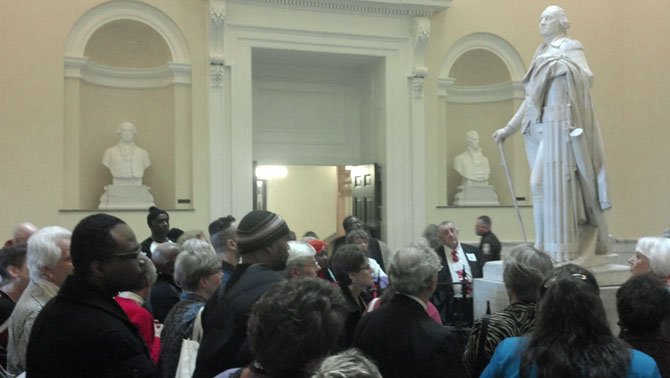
[453,130,491,185]
[102,121,151,186]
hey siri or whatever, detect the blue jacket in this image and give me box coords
[481,337,660,378]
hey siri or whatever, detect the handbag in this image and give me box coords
[175,307,204,378]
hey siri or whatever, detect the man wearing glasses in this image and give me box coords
[26,214,156,377]
[431,221,482,327]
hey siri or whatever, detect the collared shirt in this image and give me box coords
[117,291,145,306]
[445,244,473,297]
[396,293,427,311]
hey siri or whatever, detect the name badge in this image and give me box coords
[466,253,477,261]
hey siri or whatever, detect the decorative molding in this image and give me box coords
[412,76,425,99]
[209,0,226,65]
[229,0,452,17]
[412,17,430,78]
[210,63,226,87]
[64,0,191,64]
[438,80,524,103]
[439,32,526,81]
[64,57,191,88]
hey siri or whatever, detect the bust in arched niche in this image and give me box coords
[99,121,155,210]
[102,121,151,186]
[452,130,500,206]
[454,131,491,185]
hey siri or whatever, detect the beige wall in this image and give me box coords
[426,1,670,243]
[1,1,669,247]
[265,166,338,239]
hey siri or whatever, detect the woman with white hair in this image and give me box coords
[629,236,670,338]
[629,236,670,282]
[284,241,320,279]
[158,247,222,378]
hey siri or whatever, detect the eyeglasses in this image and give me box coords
[358,264,371,271]
[105,251,140,261]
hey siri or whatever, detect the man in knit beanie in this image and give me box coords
[194,210,290,378]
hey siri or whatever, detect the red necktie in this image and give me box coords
[451,249,459,263]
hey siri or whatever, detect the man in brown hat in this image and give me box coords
[194,210,290,378]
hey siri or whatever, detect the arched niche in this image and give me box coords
[437,33,528,207]
[62,0,192,210]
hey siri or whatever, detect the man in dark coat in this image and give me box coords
[26,214,156,377]
[193,210,290,378]
[475,215,502,264]
[149,243,181,323]
[431,220,483,326]
[353,242,465,378]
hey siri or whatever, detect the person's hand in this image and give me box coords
[492,128,510,144]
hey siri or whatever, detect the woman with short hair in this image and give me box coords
[330,244,374,347]
[158,247,222,378]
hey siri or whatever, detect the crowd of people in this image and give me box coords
[0,208,668,378]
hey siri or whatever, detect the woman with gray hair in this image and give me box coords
[284,241,320,279]
[463,244,553,377]
[311,348,382,378]
[159,247,222,378]
[629,236,670,282]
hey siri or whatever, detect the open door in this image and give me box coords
[350,164,382,239]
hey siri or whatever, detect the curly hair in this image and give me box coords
[617,273,670,335]
[248,278,348,376]
[311,348,382,378]
[520,264,629,378]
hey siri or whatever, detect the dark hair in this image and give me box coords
[617,273,670,335]
[520,264,629,378]
[303,231,318,238]
[208,215,236,237]
[248,278,348,377]
[477,215,492,227]
[146,206,168,227]
[0,245,27,281]
[330,244,367,287]
[71,214,125,277]
[167,228,184,243]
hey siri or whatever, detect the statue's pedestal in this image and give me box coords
[99,184,155,210]
[453,183,500,206]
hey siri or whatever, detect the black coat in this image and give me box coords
[353,294,465,378]
[149,273,181,323]
[26,275,156,378]
[193,264,285,378]
[478,231,501,264]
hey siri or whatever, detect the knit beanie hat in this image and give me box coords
[147,206,168,226]
[236,210,289,254]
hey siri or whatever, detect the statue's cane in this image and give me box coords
[497,141,528,244]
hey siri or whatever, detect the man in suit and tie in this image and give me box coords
[353,242,465,378]
[431,220,482,326]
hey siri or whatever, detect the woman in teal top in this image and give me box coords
[481,264,660,378]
